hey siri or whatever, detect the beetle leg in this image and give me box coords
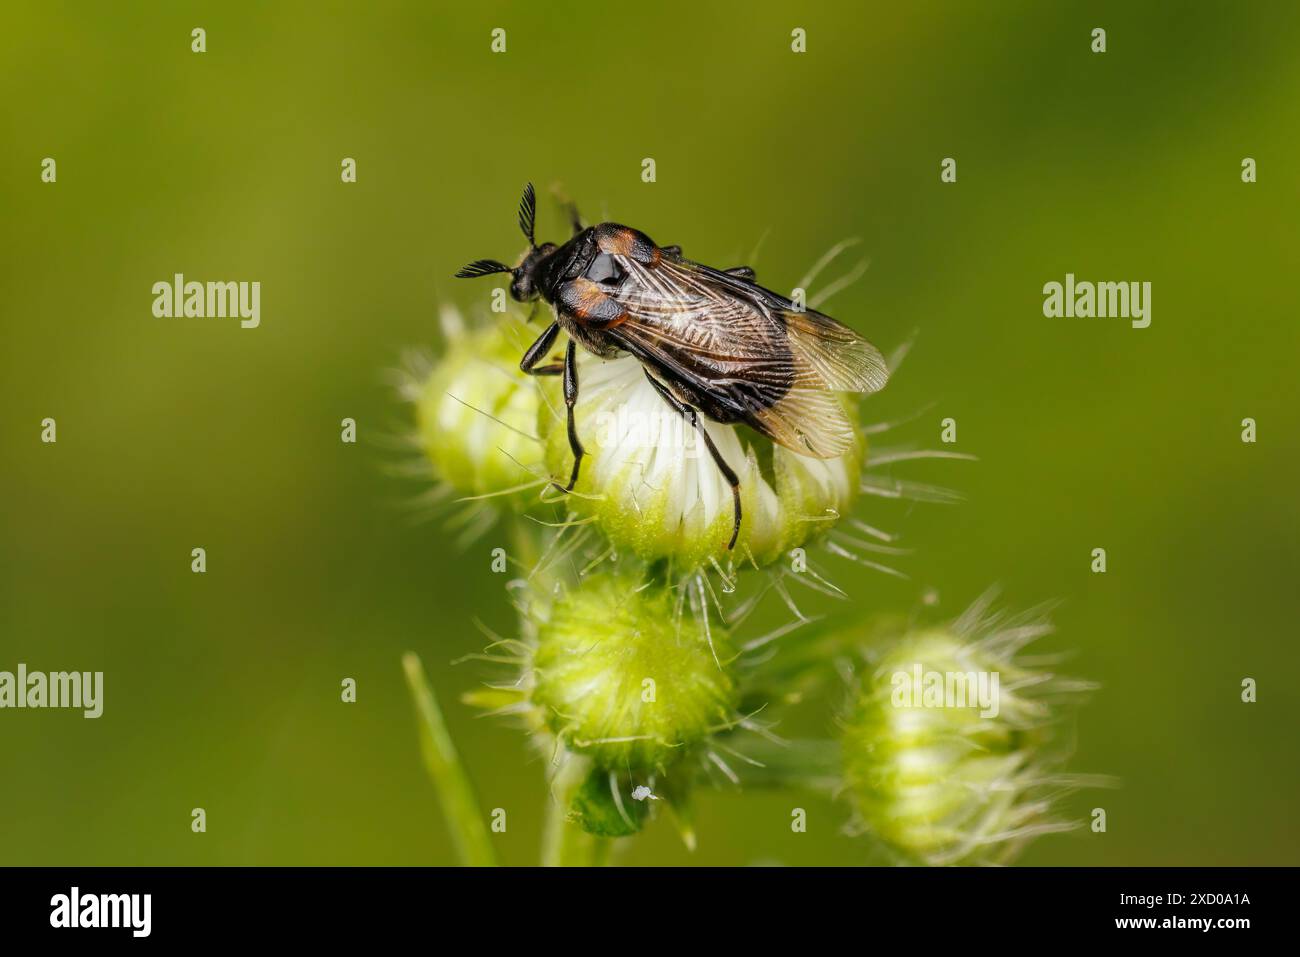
[520,321,563,375]
[564,201,584,237]
[723,265,755,280]
[561,340,584,491]
[643,370,742,550]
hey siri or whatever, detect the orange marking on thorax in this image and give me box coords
[570,277,601,320]
[570,277,627,327]
[599,227,636,256]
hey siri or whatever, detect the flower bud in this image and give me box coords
[539,353,864,570]
[408,307,544,509]
[842,604,1095,865]
[529,569,739,771]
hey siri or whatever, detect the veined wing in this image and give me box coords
[606,255,889,457]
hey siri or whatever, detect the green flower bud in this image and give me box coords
[842,604,1096,865]
[538,353,864,570]
[529,569,739,771]
[408,307,544,508]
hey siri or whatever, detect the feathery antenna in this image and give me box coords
[454,259,513,279]
[517,182,536,248]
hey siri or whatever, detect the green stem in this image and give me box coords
[402,652,497,867]
[541,754,611,866]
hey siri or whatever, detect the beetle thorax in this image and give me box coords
[554,309,624,360]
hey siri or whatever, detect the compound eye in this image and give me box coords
[510,274,534,301]
[585,252,625,287]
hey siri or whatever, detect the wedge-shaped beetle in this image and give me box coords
[456,184,890,549]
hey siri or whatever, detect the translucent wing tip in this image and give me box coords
[785,310,890,395]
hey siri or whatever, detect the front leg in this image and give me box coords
[561,340,584,491]
[523,324,581,490]
[520,321,563,376]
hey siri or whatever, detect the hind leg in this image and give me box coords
[561,340,584,492]
[643,371,742,549]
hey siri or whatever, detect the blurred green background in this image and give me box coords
[2,1,1297,866]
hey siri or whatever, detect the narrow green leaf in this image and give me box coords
[402,652,497,867]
